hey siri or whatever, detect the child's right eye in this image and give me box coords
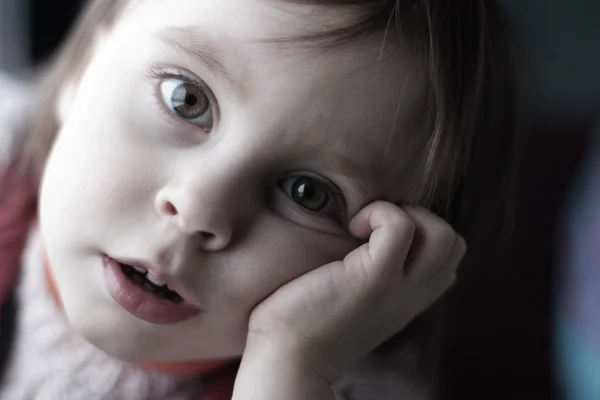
[159,77,214,132]
[148,66,217,133]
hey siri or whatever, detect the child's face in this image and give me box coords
[40,0,427,362]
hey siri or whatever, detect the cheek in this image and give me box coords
[215,216,358,316]
[50,74,166,203]
[46,125,139,209]
[51,54,157,196]
[40,113,166,255]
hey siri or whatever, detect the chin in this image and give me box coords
[83,330,149,362]
[63,298,159,362]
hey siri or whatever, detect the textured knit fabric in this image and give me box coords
[556,123,600,400]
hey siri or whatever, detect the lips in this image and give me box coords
[120,263,184,303]
[103,256,200,325]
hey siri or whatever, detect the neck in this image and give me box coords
[44,258,231,376]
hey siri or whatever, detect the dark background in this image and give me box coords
[5,1,600,399]
[30,0,85,65]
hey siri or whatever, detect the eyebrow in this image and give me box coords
[155,26,245,96]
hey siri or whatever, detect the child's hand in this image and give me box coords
[234,202,465,400]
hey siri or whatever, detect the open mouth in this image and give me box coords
[104,256,200,324]
[119,263,184,304]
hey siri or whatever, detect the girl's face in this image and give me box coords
[40,0,427,362]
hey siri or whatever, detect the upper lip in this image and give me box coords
[111,256,203,309]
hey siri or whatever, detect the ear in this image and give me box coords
[54,26,110,125]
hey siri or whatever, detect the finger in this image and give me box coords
[402,207,458,282]
[347,201,415,276]
[423,234,466,288]
[412,238,465,313]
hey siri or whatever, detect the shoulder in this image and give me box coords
[0,72,31,167]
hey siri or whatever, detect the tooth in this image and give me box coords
[133,266,146,273]
[146,271,166,286]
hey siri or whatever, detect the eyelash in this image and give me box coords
[146,65,218,125]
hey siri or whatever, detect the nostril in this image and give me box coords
[164,201,178,216]
[199,231,216,241]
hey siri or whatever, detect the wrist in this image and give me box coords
[244,333,341,384]
[232,339,335,400]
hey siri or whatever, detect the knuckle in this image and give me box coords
[431,220,456,247]
[387,212,415,236]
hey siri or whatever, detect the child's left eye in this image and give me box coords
[158,76,214,131]
[278,175,346,222]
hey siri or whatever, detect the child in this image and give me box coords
[0,0,516,399]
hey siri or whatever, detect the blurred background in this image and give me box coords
[1,1,599,399]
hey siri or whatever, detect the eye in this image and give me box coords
[279,175,346,221]
[285,176,329,211]
[159,78,213,131]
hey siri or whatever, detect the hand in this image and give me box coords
[235,202,465,399]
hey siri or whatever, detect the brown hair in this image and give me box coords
[7,0,517,393]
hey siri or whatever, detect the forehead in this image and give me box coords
[116,0,429,199]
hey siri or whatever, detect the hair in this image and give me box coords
[1,0,517,394]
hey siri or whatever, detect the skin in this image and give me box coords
[39,0,464,395]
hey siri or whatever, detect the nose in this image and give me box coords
[155,185,235,252]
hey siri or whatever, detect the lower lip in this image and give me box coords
[103,257,200,325]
